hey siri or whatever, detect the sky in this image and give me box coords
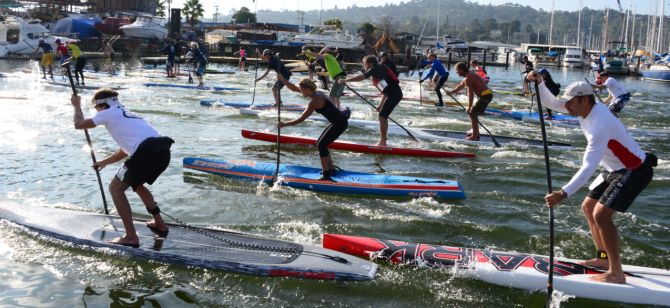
[166,0,668,20]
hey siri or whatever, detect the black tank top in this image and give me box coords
[313,92,343,123]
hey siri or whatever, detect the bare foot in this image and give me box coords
[374,142,387,147]
[109,236,140,248]
[590,271,626,284]
[465,135,480,141]
[578,258,610,269]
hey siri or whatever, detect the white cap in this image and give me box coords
[559,81,594,103]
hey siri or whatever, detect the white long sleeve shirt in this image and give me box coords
[537,82,646,197]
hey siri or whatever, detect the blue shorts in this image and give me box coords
[609,92,631,113]
[195,63,206,77]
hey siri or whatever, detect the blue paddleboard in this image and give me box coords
[183,158,465,199]
[144,83,242,91]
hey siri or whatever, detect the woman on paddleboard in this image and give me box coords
[277,76,350,181]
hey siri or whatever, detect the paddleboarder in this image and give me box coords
[528,72,656,284]
[189,42,207,87]
[70,88,174,247]
[66,41,86,85]
[32,39,53,80]
[520,55,533,94]
[419,53,449,106]
[233,47,247,71]
[101,39,114,75]
[255,49,292,107]
[470,60,489,84]
[591,72,631,116]
[379,52,399,77]
[321,47,346,108]
[538,68,560,119]
[161,40,176,78]
[277,76,349,181]
[340,55,403,147]
[446,62,492,141]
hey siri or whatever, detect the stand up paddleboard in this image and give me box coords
[485,108,579,127]
[322,234,670,306]
[144,83,242,91]
[183,158,466,199]
[200,100,304,111]
[241,129,475,158]
[0,202,376,281]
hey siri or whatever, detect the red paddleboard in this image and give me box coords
[321,234,670,306]
[241,129,475,158]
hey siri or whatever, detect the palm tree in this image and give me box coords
[183,0,205,29]
[156,0,166,17]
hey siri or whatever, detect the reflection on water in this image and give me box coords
[0,58,668,306]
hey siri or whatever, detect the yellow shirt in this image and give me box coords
[68,44,82,58]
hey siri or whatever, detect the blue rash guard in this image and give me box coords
[420,59,448,81]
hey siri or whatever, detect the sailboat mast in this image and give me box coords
[603,8,609,51]
[631,6,636,49]
[549,0,554,45]
[577,0,582,47]
[657,0,664,52]
[437,0,440,45]
[624,0,630,49]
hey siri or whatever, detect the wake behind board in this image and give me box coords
[144,83,242,91]
[241,129,475,158]
[183,158,466,199]
[200,100,304,111]
[323,234,670,306]
[0,202,376,281]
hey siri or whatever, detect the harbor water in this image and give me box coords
[0,59,668,307]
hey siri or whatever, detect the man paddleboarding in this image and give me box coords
[340,55,402,147]
[528,71,656,284]
[420,53,449,106]
[446,62,492,141]
[277,76,349,181]
[71,88,174,247]
[592,71,631,116]
[255,49,292,107]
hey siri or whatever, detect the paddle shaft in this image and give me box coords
[344,84,420,142]
[446,92,501,147]
[533,82,554,304]
[583,78,605,102]
[251,49,259,105]
[418,59,423,106]
[271,53,282,184]
[64,64,109,215]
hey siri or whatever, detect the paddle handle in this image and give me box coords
[533,81,554,304]
[64,64,109,214]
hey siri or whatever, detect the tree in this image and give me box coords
[323,18,343,30]
[232,7,257,24]
[156,0,166,17]
[183,0,204,29]
[359,22,376,36]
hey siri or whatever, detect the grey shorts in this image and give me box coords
[329,76,345,98]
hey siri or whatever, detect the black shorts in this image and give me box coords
[379,88,403,118]
[587,153,656,212]
[116,137,174,191]
[472,94,492,115]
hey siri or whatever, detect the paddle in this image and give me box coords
[251,49,260,107]
[445,92,501,147]
[187,61,193,84]
[271,53,283,185]
[418,59,423,106]
[533,81,554,304]
[583,78,605,102]
[344,84,420,142]
[62,61,109,215]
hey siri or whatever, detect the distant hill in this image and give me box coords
[219,0,657,50]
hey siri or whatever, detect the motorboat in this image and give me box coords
[0,14,71,58]
[119,15,166,40]
[287,25,362,50]
[639,56,670,82]
[561,48,585,68]
[95,17,131,36]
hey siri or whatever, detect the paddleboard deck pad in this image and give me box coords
[144,83,242,91]
[0,202,376,281]
[241,129,475,158]
[183,158,466,199]
[200,100,304,111]
[322,234,670,306]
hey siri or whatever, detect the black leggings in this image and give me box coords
[74,57,86,83]
[316,120,348,157]
[435,75,448,104]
